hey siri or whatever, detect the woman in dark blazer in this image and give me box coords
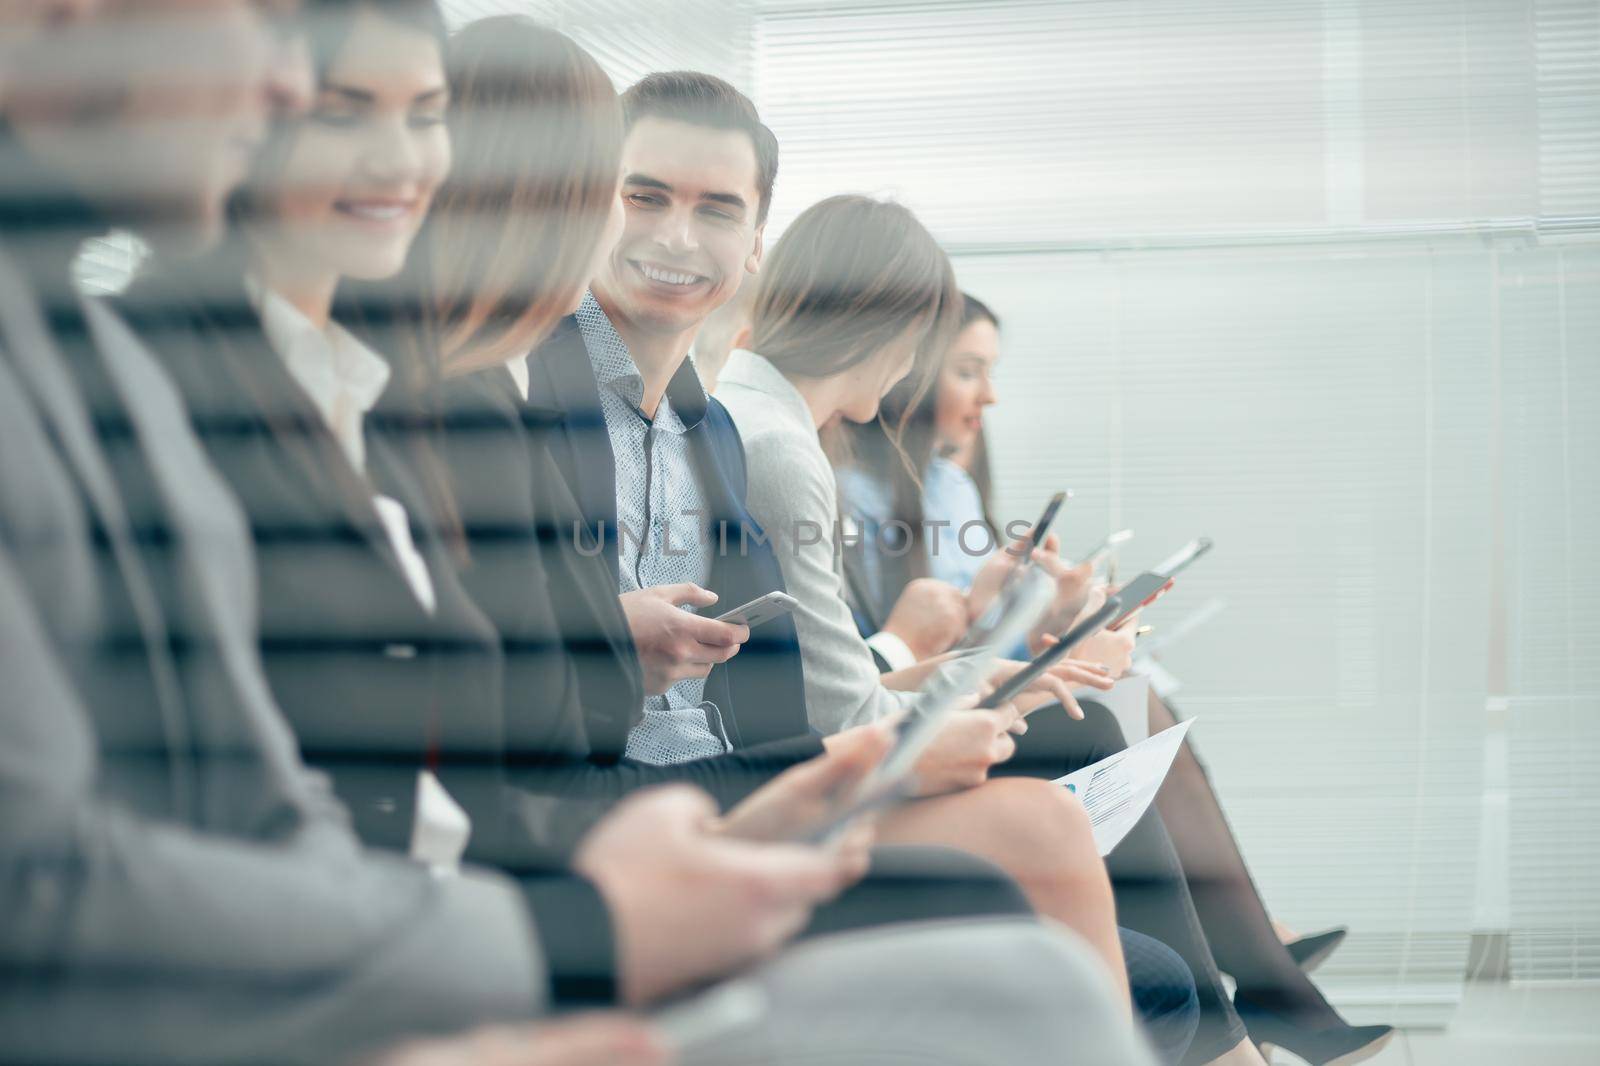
[114,0,606,868]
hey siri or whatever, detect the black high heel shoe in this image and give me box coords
[1234,997,1394,1066]
[1284,927,1348,974]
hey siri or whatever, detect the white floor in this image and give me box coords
[1266,982,1600,1066]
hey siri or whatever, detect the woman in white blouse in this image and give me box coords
[716,193,1150,997]
[119,0,507,869]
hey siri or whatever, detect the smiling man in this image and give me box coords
[527,71,811,763]
[596,80,772,384]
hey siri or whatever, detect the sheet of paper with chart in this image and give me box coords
[1052,719,1194,856]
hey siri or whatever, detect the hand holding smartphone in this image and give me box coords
[1104,537,1214,631]
[1018,491,1069,555]
[975,491,1069,641]
[714,591,799,628]
[1104,573,1173,631]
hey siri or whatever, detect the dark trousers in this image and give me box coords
[1122,927,1202,1064]
[999,702,1250,1065]
[802,844,1031,937]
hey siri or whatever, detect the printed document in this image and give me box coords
[1053,719,1194,856]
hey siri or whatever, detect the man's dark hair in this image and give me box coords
[620,71,778,226]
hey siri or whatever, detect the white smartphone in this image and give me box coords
[1081,528,1134,568]
[714,590,799,627]
[1152,536,1214,579]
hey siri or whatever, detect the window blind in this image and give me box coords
[753,0,1589,246]
[952,244,1494,1026]
[751,0,1599,1022]
[1535,1,1600,235]
[1503,244,1600,981]
[444,0,754,91]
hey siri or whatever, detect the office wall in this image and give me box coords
[754,0,1600,1020]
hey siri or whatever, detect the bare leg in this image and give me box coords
[875,777,1131,1014]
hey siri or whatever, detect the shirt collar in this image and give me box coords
[248,279,391,441]
[505,350,531,402]
[574,290,709,433]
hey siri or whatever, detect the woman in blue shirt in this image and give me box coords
[836,293,1392,1065]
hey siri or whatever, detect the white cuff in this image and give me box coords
[866,630,918,673]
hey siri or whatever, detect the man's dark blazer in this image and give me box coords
[435,362,824,806]
[526,314,812,748]
[433,365,643,762]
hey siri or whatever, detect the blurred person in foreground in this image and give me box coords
[119,0,1070,1001]
[0,3,1153,1064]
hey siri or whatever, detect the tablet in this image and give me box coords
[977,596,1124,710]
[801,568,1056,843]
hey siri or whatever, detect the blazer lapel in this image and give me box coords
[0,261,145,584]
[228,299,410,582]
[684,418,743,540]
[0,254,196,813]
[529,316,619,574]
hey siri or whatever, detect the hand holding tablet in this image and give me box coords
[798,568,1057,844]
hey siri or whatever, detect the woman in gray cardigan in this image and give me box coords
[719,195,1286,1066]
[717,193,1151,1020]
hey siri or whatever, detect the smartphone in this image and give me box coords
[714,590,799,627]
[977,596,1123,709]
[1024,490,1070,553]
[1080,528,1134,568]
[1104,538,1214,631]
[1104,572,1175,631]
[1152,536,1214,579]
[977,491,1069,638]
